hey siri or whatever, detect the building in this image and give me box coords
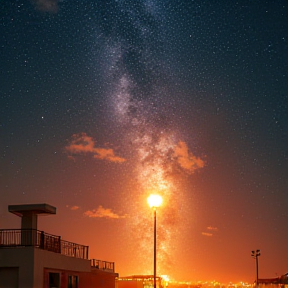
[255,274,288,288]
[116,275,165,288]
[0,203,118,288]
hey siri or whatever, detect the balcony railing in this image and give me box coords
[0,229,89,259]
[91,259,115,273]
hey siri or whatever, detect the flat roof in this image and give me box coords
[118,275,162,280]
[8,203,56,216]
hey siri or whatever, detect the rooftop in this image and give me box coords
[8,203,56,216]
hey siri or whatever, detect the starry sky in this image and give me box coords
[1,0,288,284]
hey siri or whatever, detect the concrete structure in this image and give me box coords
[253,274,288,288]
[0,203,118,288]
[116,275,164,288]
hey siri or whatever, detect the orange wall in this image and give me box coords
[44,267,118,288]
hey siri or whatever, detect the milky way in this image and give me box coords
[82,0,206,275]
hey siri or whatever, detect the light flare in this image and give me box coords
[147,194,163,208]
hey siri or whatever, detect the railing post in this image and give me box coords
[40,231,45,249]
[58,236,61,253]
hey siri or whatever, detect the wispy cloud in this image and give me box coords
[84,205,127,219]
[202,232,213,237]
[173,141,205,173]
[66,205,80,211]
[30,0,60,13]
[202,226,218,237]
[207,226,218,231]
[93,147,126,162]
[65,133,126,163]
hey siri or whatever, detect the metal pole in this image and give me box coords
[154,208,156,288]
[256,255,259,288]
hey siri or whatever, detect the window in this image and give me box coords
[49,272,60,288]
[68,275,79,288]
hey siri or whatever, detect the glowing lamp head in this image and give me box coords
[147,194,163,208]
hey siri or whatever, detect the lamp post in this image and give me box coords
[147,194,163,288]
[251,249,261,287]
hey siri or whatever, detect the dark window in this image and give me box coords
[49,272,60,288]
[68,275,72,288]
[68,275,79,288]
[74,275,79,288]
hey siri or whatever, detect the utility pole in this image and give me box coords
[251,249,261,287]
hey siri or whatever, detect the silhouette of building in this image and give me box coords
[256,273,288,288]
[116,275,165,288]
[0,203,118,288]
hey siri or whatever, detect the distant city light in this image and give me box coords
[161,275,170,282]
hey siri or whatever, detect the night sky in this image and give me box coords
[1,0,288,284]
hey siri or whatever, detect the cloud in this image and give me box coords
[65,133,126,163]
[30,0,60,13]
[84,206,126,219]
[202,232,213,237]
[173,141,205,173]
[207,226,218,231]
[93,148,126,163]
[66,205,80,211]
[202,226,218,237]
[65,133,95,154]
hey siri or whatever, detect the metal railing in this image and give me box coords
[91,259,115,272]
[0,229,89,259]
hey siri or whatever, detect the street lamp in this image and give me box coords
[251,249,261,287]
[147,194,163,288]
